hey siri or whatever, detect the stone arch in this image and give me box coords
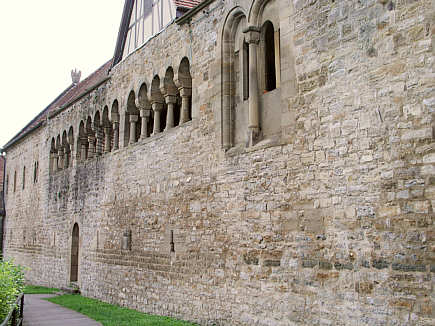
[50,137,56,173]
[86,116,95,159]
[78,120,87,162]
[68,126,74,163]
[151,75,165,134]
[221,7,248,149]
[62,130,70,169]
[102,106,112,153]
[70,223,79,282]
[176,57,192,124]
[137,83,152,139]
[93,111,104,155]
[125,90,141,145]
[111,100,120,150]
[162,67,180,129]
[56,135,61,170]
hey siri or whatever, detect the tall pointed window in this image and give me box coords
[263,21,276,92]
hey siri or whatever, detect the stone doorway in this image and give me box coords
[70,223,79,282]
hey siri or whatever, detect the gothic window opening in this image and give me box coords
[243,40,249,101]
[263,21,276,92]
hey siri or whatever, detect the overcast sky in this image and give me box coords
[0,0,125,148]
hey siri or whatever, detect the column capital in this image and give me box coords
[179,87,192,97]
[164,94,177,105]
[140,108,151,118]
[151,102,164,112]
[243,26,260,44]
[129,114,139,123]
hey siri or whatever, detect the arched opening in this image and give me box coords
[126,90,141,145]
[62,131,70,168]
[70,223,79,282]
[151,75,165,134]
[93,111,103,155]
[138,83,152,138]
[111,100,120,150]
[163,67,179,129]
[177,57,192,123]
[86,117,94,158]
[78,121,87,162]
[263,21,276,92]
[102,106,112,152]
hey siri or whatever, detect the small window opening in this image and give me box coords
[22,166,25,190]
[170,230,175,253]
[33,161,39,183]
[13,171,16,193]
[264,21,276,92]
[6,175,9,194]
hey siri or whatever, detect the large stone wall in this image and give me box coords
[3,0,434,325]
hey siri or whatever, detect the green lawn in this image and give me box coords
[24,285,60,294]
[46,295,198,326]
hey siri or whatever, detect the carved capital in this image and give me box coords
[152,102,164,112]
[243,26,261,44]
[165,95,177,105]
[179,87,192,97]
[140,108,151,118]
[129,114,139,123]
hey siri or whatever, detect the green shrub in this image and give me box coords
[0,260,25,322]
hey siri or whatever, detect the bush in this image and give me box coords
[0,260,25,322]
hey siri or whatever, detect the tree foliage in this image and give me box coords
[0,260,25,322]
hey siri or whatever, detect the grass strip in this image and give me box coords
[24,285,60,294]
[46,294,198,326]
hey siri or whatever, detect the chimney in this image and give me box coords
[71,69,81,85]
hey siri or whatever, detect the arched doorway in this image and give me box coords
[70,223,79,282]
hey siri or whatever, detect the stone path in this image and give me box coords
[23,294,102,326]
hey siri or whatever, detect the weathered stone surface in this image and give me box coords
[2,0,434,325]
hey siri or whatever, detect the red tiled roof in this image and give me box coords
[174,0,202,9]
[3,60,112,150]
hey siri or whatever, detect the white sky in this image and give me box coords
[0,0,125,148]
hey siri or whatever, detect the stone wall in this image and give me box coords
[3,0,434,325]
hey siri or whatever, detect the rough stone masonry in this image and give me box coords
[2,0,434,325]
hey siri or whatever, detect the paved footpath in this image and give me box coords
[23,294,102,326]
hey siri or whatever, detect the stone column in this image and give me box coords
[139,109,150,139]
[88,135,95,159]
[104,126,111,153]
[152,102,163,136]
[96,126,103,156]
[80,138,87,161]
[58,148,64,170]
[129,114,138,145]
[179,87,191,124]
[243,26,261,146]
[165,95,177,130]
[64,146,70,169]
[50,153,55,173]
[112,113,120,150]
